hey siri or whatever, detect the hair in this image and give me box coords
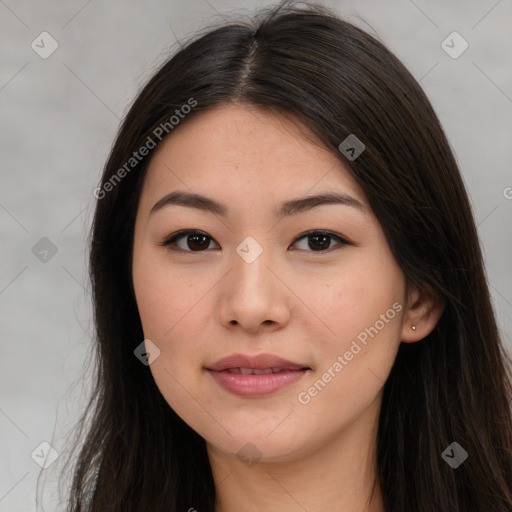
[60,1,512,510]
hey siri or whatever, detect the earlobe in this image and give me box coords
[401,285,445,343]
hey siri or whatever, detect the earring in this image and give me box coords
[412,325,416,331]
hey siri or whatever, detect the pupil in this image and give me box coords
[309,234,330,251]
[188,234,209,251]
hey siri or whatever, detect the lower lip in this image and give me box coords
[207,369,308,397]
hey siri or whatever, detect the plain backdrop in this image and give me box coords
[1,0,511,510]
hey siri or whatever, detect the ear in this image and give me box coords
[400,284,445,343]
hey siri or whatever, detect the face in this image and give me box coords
[132,103,408,464]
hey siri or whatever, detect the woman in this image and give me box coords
[62,1,512,510]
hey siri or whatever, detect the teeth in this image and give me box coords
[253,368,273,375]
[225,367,286,374]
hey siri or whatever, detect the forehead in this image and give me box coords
[140,103,368,212]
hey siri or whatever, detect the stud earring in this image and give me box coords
[412,325,416,331]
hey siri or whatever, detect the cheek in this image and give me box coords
[308,250,405,384]
[317,258,402,332]
[133,246,208,340]
[132,250,219,391]
[132,253,215,427]
[293,277,403,438]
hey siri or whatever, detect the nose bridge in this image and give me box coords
[231,234,274,300]
[218,234,290,332]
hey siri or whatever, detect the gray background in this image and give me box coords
[1,0,511,510]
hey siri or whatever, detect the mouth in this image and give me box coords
[217,367,308,375]
[206,352,310,373]
[205,353,311,397]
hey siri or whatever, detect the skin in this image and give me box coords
[132,103,443,512]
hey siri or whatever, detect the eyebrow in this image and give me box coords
[149,190,365,218]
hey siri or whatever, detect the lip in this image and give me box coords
[205,353,310,398]
[206,353,309,372]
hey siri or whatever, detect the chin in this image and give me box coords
[206,429,310,465]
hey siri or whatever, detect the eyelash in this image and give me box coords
[158,229,351,255]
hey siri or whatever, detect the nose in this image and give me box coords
[217,241,292,334]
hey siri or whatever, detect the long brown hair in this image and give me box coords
[60,1,512,510]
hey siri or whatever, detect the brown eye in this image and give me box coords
[160,230,218,252]
[291,230,349,253]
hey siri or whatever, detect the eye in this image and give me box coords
[159,230,219,252]
[159,229,350,253]
[291,230,350,253]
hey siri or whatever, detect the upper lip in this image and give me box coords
[206,353,310,371]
